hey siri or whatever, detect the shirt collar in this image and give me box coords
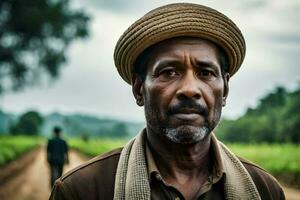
[146,133,225,184]
[145,138,161,182]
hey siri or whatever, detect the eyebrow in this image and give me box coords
[194,60,220,69]
[152,58,181,70]
[152,57,220,71]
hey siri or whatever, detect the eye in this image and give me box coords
[161,69,177,76]
[198,70,215,78]
[158,68,179,80]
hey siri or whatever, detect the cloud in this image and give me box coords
[2,0,300,121]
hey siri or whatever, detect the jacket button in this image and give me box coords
[155,174,162,181]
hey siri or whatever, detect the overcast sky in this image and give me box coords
[1,0,300,122]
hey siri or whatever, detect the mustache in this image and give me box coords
[167,99,208,117]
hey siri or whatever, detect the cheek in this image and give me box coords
[205,82,224,113]
[145,84,175,111]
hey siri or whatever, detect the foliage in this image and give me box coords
[47,113,136,138]
[0,135,41,166]
[69,138,127,157]
[99,122,130,138]
[9,110,43,135]
[0,0,89,93]
[1,111,144,137]
[228,143,300,176]
[280,88,300,143]
[217,84,300,143]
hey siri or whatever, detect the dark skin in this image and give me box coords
[132,37,229,200]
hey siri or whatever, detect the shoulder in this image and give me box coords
[239,156,285,200]
[50,147,122,200]
[62,147,122,181]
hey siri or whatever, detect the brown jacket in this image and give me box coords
[50,148,285,200]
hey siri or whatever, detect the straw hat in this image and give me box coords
[114,3,246,84]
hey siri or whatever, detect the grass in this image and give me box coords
[69,138,127,157]
[2,135,299,183]
[0,135,42,167]
[227,143,300,176]
[70,139,300,179]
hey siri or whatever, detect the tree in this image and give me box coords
[111,122,129,138]
[218,84,300,143]
[10,111,43,135]
[254,86,287,115]
[281,86,300,143]
[0,0,89,94]
[98,122,130,138]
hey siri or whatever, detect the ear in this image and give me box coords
[222,73,230,107]
[132,74,144,106]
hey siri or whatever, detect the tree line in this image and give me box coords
[217,83,300,143]
[8,111,130,138]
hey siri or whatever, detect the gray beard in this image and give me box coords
[164,125,210,144]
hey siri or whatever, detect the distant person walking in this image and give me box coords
[47,126,69,188]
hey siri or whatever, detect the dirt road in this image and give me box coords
[0,148,88,200]
[282,186,300,200]
[0,148,299,200]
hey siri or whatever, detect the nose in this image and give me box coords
[176,70,201,100]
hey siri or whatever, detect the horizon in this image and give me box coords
[2,79,299,123]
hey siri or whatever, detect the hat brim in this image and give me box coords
[114,3,246,84]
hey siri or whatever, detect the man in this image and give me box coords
[47,126,69,188]
[50,3,285,200]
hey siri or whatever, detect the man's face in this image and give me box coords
[133,37,229,144]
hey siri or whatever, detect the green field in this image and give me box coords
[70,139,300,183]
[69,138,127,157]
[1,136,299,185]
[0,136,41,167]
[228,143,300,176]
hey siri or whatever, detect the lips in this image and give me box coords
[175,108,201,115]
[168,99,208,115]
[173,113,202,121]
[171,107,205,122]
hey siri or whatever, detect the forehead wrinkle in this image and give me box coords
[194,57,220,70]
[150,47,184,66]
[183,50,193,68]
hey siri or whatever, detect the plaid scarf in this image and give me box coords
[113,130,261,200]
